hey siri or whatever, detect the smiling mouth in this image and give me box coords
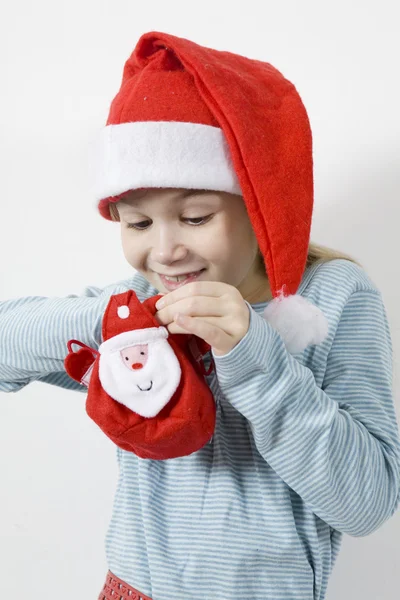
[137,381,153,392]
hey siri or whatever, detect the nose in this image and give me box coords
[151,227,188,264]
[131,363,143,370]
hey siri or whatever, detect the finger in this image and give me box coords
[171,314,232,351]
[168,314,235,343]
[155,280,235,309]
[157,296,229,324]
[165,320,191,335]
[166,312,240,338]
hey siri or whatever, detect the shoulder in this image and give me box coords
[299,259,384,360]
[308,258,381,295]
[302,258,381,316]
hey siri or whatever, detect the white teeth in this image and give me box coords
[164,271,201,282]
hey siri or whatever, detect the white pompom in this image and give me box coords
[263,294,329,354]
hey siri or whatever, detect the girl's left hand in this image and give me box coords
[154,281,250,357]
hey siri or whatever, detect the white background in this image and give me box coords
[0,1,399,598]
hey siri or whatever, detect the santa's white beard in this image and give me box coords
[99,337,181,418]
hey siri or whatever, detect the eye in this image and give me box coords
[126,215,213,231]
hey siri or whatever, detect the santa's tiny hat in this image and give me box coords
[90,31,329,354]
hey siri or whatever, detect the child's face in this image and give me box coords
[116,188,271,303]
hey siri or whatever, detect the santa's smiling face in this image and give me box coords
[98,333,181,418]
[121,343,149,373]
[120,344,154,391]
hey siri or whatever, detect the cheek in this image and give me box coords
[198,234,228,261]
[208,220,250,257]
[199,218,231,255]
[120,233,141,264]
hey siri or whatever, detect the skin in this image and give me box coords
[115,187,272,305]
[114,188,273,356]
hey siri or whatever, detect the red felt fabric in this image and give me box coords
[64,290,216,460]
[98,31,314,298]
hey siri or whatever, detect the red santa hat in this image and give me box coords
[90,31,329,354]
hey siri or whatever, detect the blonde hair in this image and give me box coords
[108,198,363,271]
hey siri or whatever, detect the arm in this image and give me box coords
[0,272,155,393]
[212,290,400,537]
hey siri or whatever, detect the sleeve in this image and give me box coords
[211,290,400,537]
[0,276,144,394]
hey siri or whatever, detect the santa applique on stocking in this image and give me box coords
[64,290,216,460]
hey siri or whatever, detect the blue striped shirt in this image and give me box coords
[1,258,400,599]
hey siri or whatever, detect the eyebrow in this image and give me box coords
[118,189,214,213]
[132,189,210,204]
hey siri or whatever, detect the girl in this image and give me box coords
[1,31,400,600]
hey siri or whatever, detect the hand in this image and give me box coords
[154,281,250,357]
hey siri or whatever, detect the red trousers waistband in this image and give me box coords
[98,570,153,600]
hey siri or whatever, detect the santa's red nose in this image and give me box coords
[131,363,143,370]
